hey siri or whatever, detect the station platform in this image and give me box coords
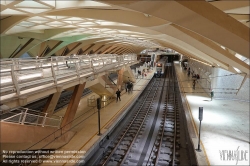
[39,70,155,166]
[174,62,249,165]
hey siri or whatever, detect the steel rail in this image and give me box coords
[156,65,172,165]
[119,82,160,166]
[172,64,177,166]
[145,65,171,166]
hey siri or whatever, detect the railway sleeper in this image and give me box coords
[175,144,180,150]
[139,130,144,134]
[165,126,174,130]
[167,107,174,110]
[163,131,175,137]
[158,160,170,166]
[129,128,138,133]
[137,135,144,139]
[159,125,163,130]
[121,141,131,145]
[130,147,137,153]
[164,128,174,132]
[166,111,175,113]
[118,145,128,151]
[123,137,133,141]
[166,121,174,125]
[130,127,139,130]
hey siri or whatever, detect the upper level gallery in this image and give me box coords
[0,54,138,108]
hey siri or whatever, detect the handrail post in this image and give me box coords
[58,116,63,129]
[102,59,105,66]
[42,113,47,127]
[56,57,59,70]
[11,65,20,95]
[75,63,80,78]
[91,60,95,73]
[51,64,57,85]
[18,110,23,124]
[40,63,44,78]
[21,109,28,125]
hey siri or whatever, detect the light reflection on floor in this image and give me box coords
[175,63,249,165]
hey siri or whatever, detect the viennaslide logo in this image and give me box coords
[219,146,248,165]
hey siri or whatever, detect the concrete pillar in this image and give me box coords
[43,85,63,116]
[61,83,86,131]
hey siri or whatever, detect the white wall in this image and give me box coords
[187,58,249,102]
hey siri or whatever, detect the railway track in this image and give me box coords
[84,63,194,166]
[99,76,162,166]
[146,64,180,166]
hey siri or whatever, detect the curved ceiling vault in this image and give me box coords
[0,0,249,75]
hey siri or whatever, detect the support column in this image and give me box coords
[42,86,63,116]
[117,67,124,90]
[61,83,86,131]
[101,75,117,92]
[124,65,136,83]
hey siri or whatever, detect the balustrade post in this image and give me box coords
[36,114,40,126]
[40,66,44,78]
[11,65,20,95]
[75,63,80,78]
[58,116,63,129]
[51,64,57,85]
[42,113,47,127]
[21,109,28,125]
[18,110,23,123]
[102,59,104,66]
[91,60,95,73]
[56,57,59,70]
[35,59,39,68]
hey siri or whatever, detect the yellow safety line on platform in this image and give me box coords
[177,72,211,166]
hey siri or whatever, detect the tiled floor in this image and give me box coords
[175,62,250,165]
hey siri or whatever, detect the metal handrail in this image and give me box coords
[1,107,62,128]
[0,54,137,100]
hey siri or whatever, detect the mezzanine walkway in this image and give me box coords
[0,54,137,109]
